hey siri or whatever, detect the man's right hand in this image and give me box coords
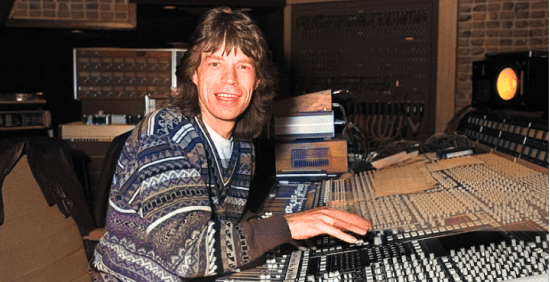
[284,207,372,244]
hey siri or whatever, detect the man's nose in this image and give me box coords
[222,67,239,85]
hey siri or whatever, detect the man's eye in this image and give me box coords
[239,65,253,71]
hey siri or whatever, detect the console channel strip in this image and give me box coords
[216,153,549,281]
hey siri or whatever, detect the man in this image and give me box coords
[92,7,371,281]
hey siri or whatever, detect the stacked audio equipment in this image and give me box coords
[273,90,349,175]
[216,114,549,281]
[61,47,186,223]
[0,92,51,136]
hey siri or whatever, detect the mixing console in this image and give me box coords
[217,153,549,282]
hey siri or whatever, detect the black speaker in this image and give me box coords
[472,51,548,112]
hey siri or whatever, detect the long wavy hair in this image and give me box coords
[172,6,277,139]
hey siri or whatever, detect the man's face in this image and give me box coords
[192,47,259,135]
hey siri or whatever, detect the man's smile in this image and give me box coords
[215,92,241,104]
[215,92,240,98]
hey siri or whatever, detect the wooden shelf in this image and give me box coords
[0,125,50,131]
[0,100,46,105]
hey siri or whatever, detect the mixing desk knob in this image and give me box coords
[428,270,435,278]
[396,269,403,276]
[526,265,533,273]
[386,269,393,278]
[374,236,382,245]
[479,272,486,280]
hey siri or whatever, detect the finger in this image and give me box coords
[315,215,369,240]
[319,209,372,234]
[323,227,361,244]
[332,219,371,236]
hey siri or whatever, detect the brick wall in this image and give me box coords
[456,0,549,113]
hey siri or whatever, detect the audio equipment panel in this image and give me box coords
[217,152,549,282]
[351,100,426,141]
[73,48,186,101]
[456,110,549,168]
[291,0,438,137]
[275,139,348,175]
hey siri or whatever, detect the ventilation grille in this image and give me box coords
[291,148,330,168]
[291,148,329,158]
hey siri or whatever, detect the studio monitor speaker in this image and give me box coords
[472,51,548,112]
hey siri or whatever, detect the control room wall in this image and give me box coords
[286,0,549,133]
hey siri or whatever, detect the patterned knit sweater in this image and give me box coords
[93,105,292,281]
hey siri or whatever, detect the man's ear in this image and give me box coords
[192,71,198,85]
[255,80,261,90]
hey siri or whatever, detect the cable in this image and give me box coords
[365,132,472,166]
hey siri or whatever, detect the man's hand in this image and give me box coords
[284,207,372,244]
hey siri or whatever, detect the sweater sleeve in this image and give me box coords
[239,213,293,260]
[93,110,292,281]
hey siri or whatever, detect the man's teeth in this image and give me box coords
[217,93,238,98]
